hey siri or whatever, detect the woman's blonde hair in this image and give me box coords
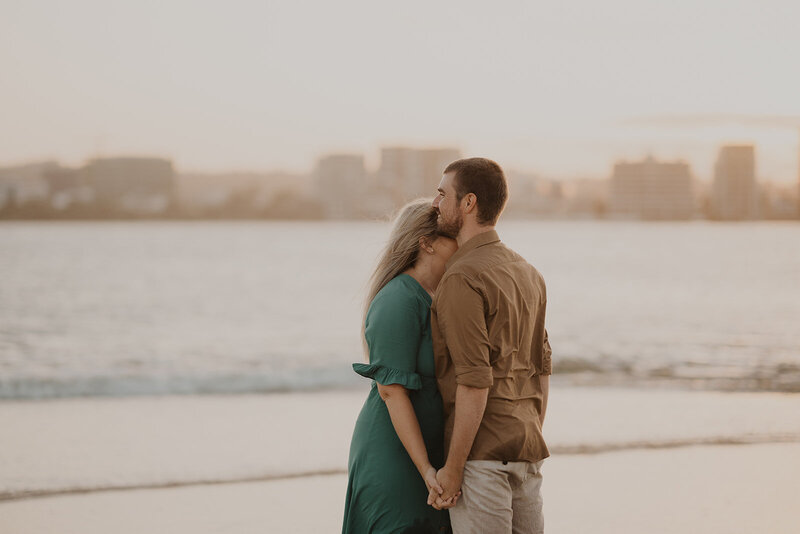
[362,199,440,355]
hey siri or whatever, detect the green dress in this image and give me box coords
[342,274,451,534]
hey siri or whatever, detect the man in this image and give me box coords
[428,157,552,533]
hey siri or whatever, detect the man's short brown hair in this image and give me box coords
[444,157,508,225]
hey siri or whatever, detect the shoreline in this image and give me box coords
[4,371,800,402]
[2,386,799,503]
[4,434,800,503]
[2,443,798,534]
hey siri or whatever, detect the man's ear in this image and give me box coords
[462,193,477,215]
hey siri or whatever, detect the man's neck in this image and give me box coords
[456,223,496,247]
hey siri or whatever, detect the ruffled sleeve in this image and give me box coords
[357,278,425,390]
[352,363,423,390]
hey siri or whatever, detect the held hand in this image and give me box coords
[429,465,463,510]
[430,489,461,510]
[422,465,443,501]
[425,475,461,509]
[436,465,463,501]
[424,465,461,509]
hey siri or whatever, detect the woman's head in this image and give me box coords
[382,198,442,274]
[364,199,457,327]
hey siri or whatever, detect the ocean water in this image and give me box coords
[1,220,799,399]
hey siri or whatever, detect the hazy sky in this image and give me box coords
[2,0,799,181]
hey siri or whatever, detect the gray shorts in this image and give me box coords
[449,459,545,534]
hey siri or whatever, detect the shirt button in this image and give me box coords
[502,461,508,465]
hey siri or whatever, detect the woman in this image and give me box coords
[342,199,459,534]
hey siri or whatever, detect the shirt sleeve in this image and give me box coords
[352,291,423,389]
[436,274,493,388]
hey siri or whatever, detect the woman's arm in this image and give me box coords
[377,383,442,497]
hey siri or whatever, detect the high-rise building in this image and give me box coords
[84,157,176,213]
[315,153,367,218]
[797,131,800,219]
[711,145,758,220]
[0,161,56,207]
[609,156,694,220]
[377,147,461,206]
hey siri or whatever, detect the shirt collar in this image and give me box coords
[445,229,500,270]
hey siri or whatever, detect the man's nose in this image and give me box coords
[432,196,439,208]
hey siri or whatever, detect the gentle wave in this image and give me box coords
[0,366,362,400]
[3,433,798,502]
[3,360,800,399]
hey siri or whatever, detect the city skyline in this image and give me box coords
[1,138,797,187]
[2,141,798,221]
[3,122,799,187]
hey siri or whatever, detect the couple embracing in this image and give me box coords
[343,158,552,534]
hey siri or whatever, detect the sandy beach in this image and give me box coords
[1,385,799,532]
[2,385,800,498]
[2,443,799,534]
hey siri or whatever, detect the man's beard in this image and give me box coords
[437,210,463,238]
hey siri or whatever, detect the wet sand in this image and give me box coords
[2,443,799,534]
[2,386,799,499]
[1,386,799,532]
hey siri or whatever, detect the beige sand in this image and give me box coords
[2,443,799,534]
[3,387,799,499]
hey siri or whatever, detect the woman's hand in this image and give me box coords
[424,464,461,510]
[422,464,443,498]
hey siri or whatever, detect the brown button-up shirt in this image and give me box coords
[431,229,552,463]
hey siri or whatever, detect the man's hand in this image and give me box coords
[427,484,461,510]
[428,464,463,510]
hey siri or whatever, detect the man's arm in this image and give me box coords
[433,384,488,506]
[540,326,552,427]
[539,374,549,427]
[430,274,493,508]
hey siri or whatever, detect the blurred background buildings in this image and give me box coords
[0,142,798,221]
[609,156,694,220]
[710,145,758,220]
